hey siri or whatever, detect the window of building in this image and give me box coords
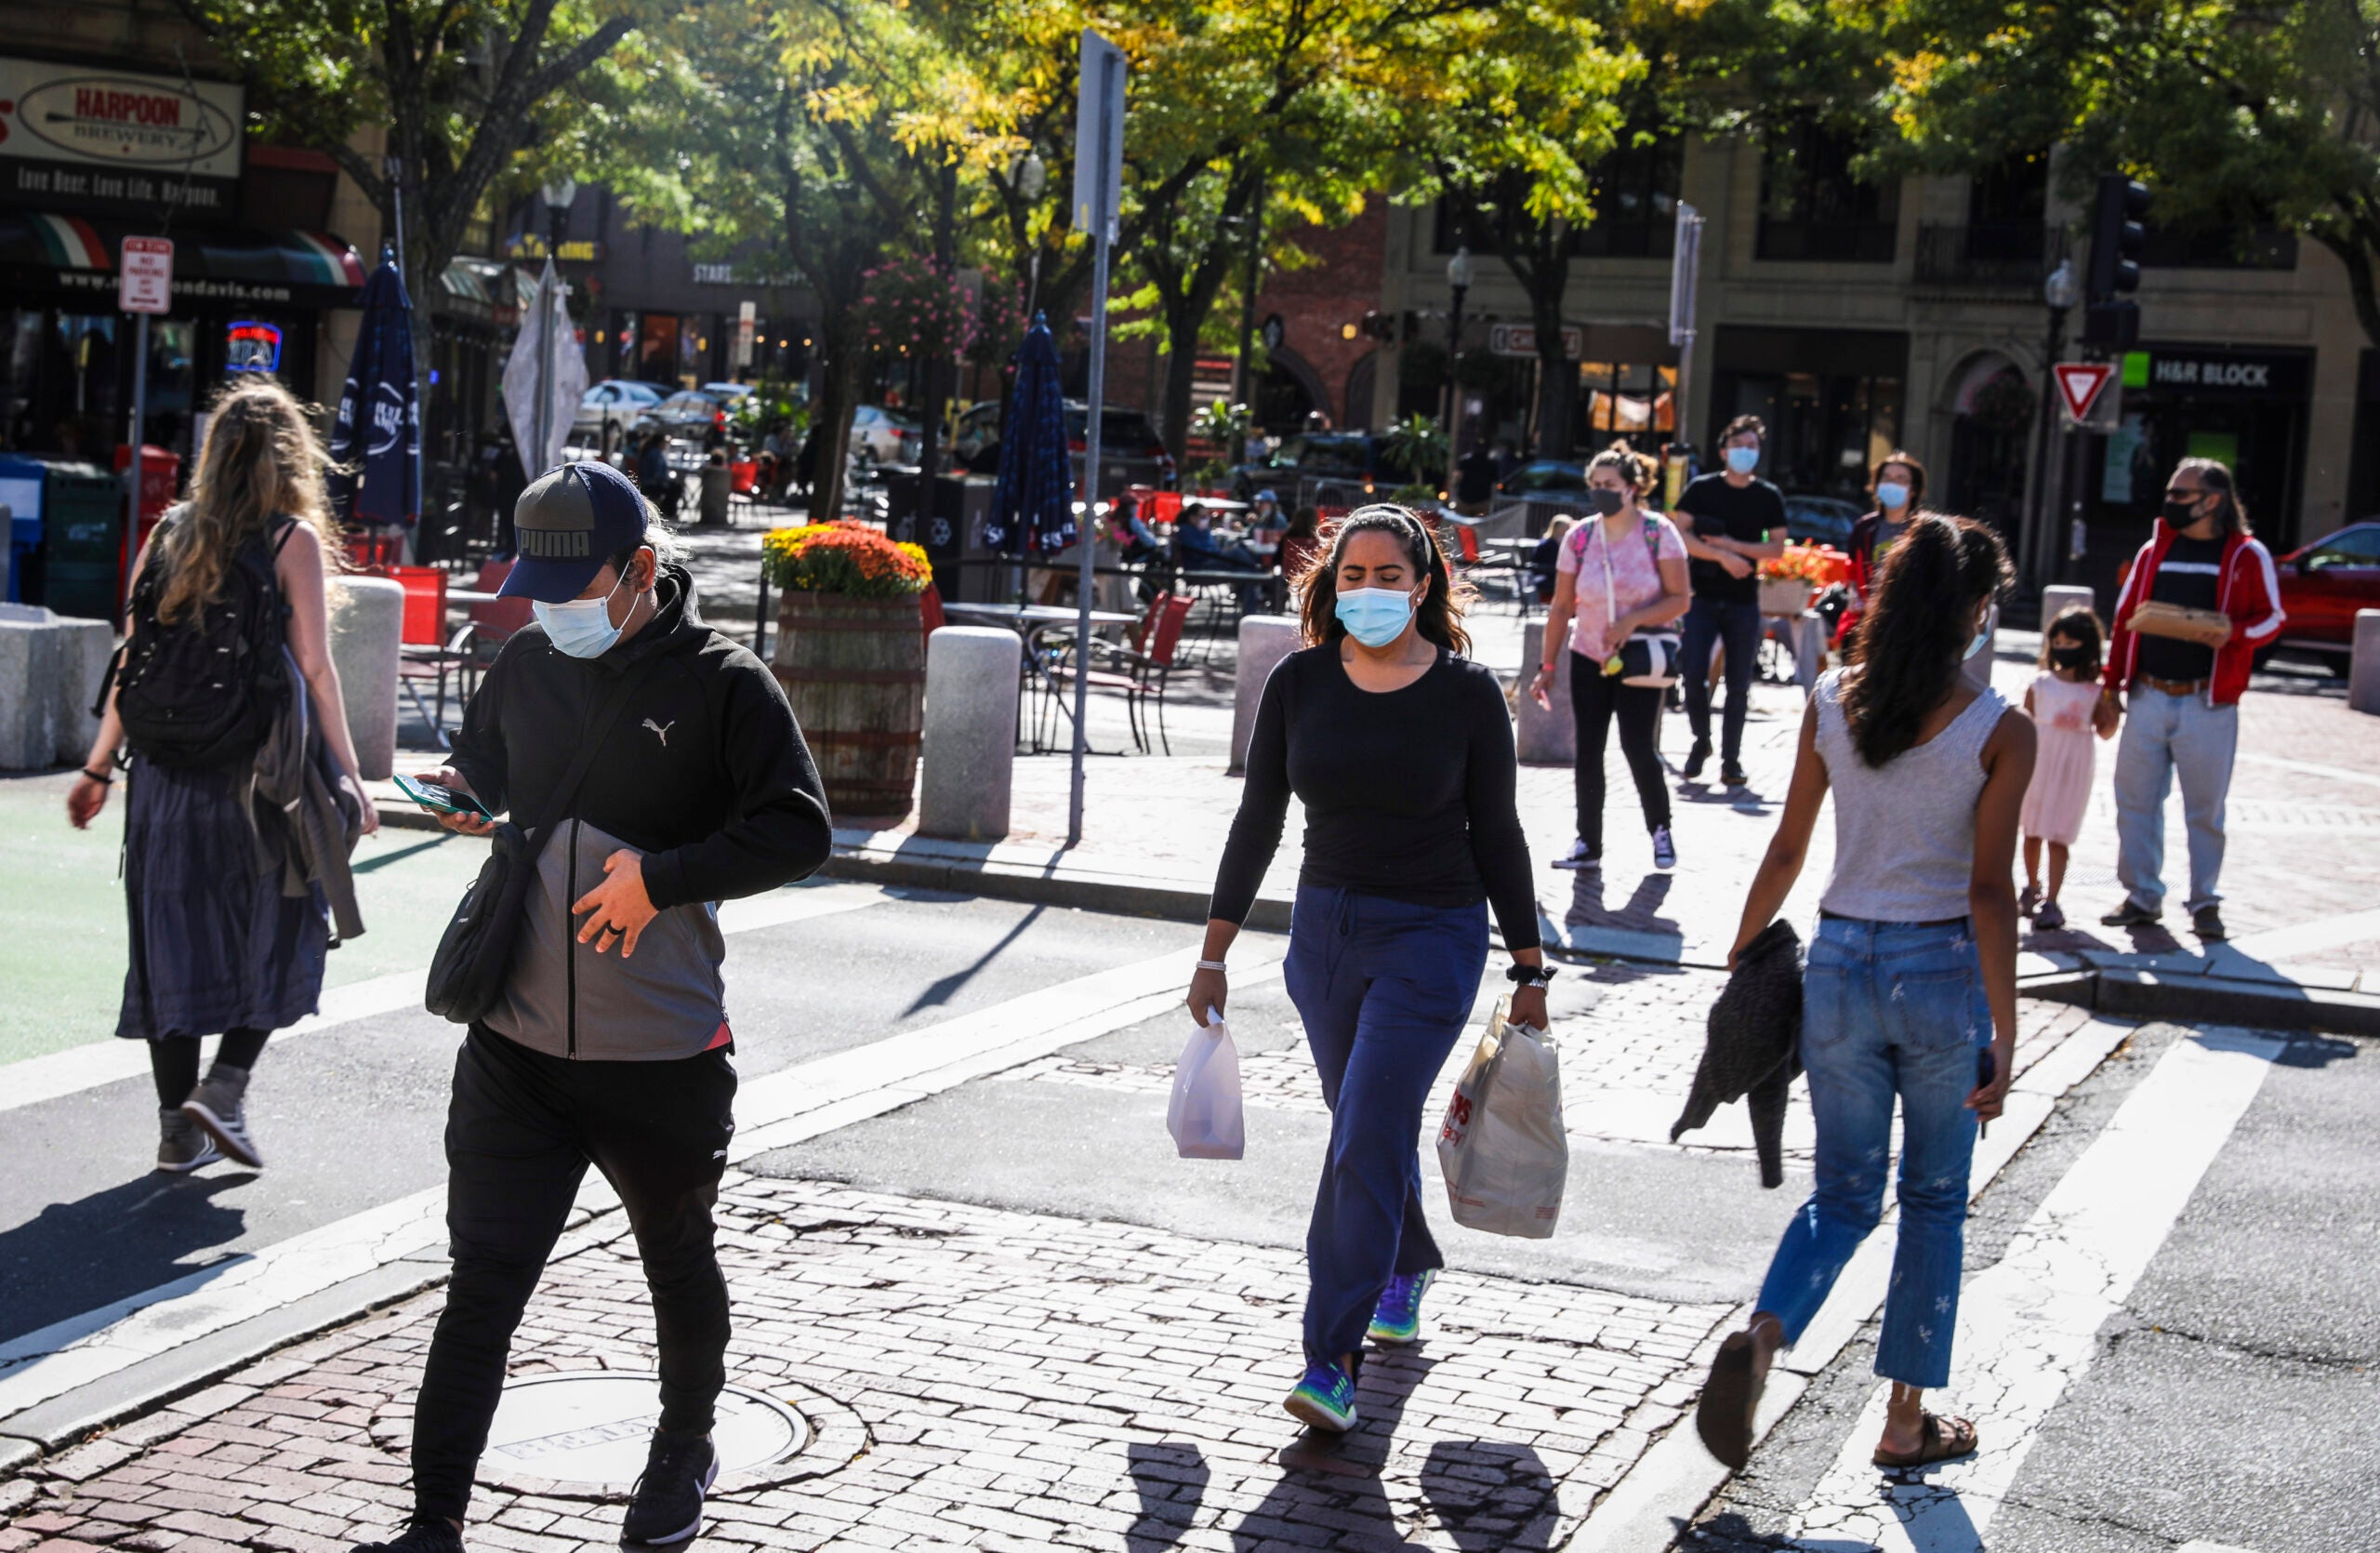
[1756,120,1898,263]
[1575,137,1682,259]
[2140,219,2298,271]
[1579,361,1675,438]
[1964,152,2049,262]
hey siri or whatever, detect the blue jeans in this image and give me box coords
[1284,886,1488,1367]
[2114,686,2237,914]
[1755,916,1986,1389]
[1680,597,1764,766]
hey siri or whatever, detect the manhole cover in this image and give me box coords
[482,1373,810,1487]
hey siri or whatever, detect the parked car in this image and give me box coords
[952,400,1175,497]
[851,404,920,467]
[1492,459,1590,509]
[2271,519,2380,661]
[1232,432,1421,501]
[1781,493,1863,549]
[631,388,736,444]
[573,379,671,452]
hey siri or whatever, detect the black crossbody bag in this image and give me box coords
[423,666,652,1025]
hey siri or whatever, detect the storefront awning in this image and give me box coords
[0,212,365,309]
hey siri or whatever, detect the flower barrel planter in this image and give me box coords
[771,592,924,826]
[1758,577,1811,617]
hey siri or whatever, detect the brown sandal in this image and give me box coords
[1872,1411,1979,1469]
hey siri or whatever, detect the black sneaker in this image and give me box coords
[1720,763,1748,787]
[1683,739,1712,780]
[2100,899,2161,928]
[2192,905,2227,942]
[622,1429,718,1546]
[350,1520,464,1553]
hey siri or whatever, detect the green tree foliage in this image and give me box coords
[1871,0,2380,345]
[178,0,645,380]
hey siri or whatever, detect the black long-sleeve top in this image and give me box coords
[449,566,833,909]
[1210,645,1540,949]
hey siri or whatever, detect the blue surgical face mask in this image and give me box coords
[1964,604,1996,660]
[1335,586,1415,648]
[536,569,629,658]
[1876,481,1911,511]
[1725,445,1760,476]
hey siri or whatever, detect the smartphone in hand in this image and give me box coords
[393,774,495,821]
[1977,1046,1998,1137]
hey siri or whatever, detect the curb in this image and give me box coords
[818,839,1293,933]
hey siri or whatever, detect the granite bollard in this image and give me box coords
[2042,583,2096,631]
[1515,637,1574,765]
[329,575,403,780]
[919,626,1023,841]
[1228,615,1302,775]
[0,604,112,770]
[2352,609,2380,716]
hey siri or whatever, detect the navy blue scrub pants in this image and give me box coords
[1284,885,1488,1369]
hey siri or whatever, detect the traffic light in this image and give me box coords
[2082,174,2150,347]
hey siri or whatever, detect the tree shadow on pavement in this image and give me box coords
[1126,1440,1210,1550]
[1230,1348,1434,1548]
[0,1169,258,1345]
[1418,1440,1559,1550]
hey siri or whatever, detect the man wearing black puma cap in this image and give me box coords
[352,459,831,1553]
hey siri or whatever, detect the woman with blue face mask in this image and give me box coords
[1197,506,1549,1436]
[1844,452,1928,647]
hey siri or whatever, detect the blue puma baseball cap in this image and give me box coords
[499,459,649,602]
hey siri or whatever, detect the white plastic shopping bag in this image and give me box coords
[1435,997,1567,1237]
[1167,1014,1245,1160]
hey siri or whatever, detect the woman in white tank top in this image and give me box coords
[1694,515,2036,1474]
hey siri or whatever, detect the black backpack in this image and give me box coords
[109,512,297,770]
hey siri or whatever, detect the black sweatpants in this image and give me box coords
[1569,650,1671,856]
[410,1028,736,1523]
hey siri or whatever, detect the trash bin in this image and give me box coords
[37,462,126,622]
[114,443,180,568]
[0,455,42,605]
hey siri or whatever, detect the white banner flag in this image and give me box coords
[502,262,587,477]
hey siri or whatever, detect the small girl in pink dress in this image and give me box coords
[2020,607,2113,930]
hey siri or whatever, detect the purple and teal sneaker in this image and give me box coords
[1284,1360,1359,1433]
[1368,1269,1435,1346]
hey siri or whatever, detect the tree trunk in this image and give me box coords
[1159,320,1203,473]
[1530,270,1577,459]
[807,341,859,524]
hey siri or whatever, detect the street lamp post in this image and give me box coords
[2025,256,2079,598]
[1444,246,1473,470]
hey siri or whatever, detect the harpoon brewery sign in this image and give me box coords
[0,58,245,218]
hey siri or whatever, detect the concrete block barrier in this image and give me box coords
[1516,638,1575,766]
[1228,615,1302,775]
[919,626,1023,842]
[329,576,403,781]
[2042,583,2096,630]
[2353,609,2380,716]
[0,604,112,770]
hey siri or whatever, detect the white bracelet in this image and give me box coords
[1196,960,1228,973]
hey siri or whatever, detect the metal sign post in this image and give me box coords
[1068,29,1126,847]
[1667,203,1703,449]
[119,237,172,575]
[532,258,558,473]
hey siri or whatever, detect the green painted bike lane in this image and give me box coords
[0,771,485,1067]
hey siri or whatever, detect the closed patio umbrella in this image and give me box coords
[328,255,419,534]
[985,312,1076,556]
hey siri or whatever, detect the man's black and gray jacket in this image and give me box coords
[448,565,832,1060]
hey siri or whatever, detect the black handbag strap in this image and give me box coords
[528,661,654,842]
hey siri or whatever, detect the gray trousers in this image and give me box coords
[2113,686,2238,914]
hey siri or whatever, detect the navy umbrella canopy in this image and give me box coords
[329,256,420,527]
[985,312,1078,556]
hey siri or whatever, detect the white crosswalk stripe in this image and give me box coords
[1783,1029,2283,1552]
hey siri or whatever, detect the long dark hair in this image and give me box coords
[1841,514,2010,766]
[1297,503,1474,655]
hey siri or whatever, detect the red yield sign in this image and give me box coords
[120,237,174,314]
[2053,362,2115,425]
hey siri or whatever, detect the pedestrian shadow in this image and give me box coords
[1418,1440,1559,1550]
[1229,1348,1434,1548]
[1563,869,1677,934]
[0,1170,258,1346]
[900,903,1044,1015]
[2278,1033,2360,1069]
[1125,1440,1209,1550]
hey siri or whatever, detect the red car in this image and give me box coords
[2272,520,2380,662]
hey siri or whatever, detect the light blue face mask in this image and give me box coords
[1725,445,1760,475]
[1335,586,1415,648]
[1964,604,1997,660]
[535,569,629,659]
[1876,480,1911,511]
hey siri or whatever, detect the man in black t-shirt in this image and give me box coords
[1672,415,1788,783]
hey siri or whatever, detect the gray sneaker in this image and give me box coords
[182,1064,263,1168]
[156,1108,222,1174]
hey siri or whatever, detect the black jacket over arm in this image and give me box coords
[448,566,833,908]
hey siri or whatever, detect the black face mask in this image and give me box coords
[1588,488,1628,517]
[2049,644,2094,670]
[2163,497,2211,529]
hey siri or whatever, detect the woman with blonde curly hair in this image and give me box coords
[68,377,377,1174]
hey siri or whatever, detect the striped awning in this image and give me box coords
[0,213,364,307]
